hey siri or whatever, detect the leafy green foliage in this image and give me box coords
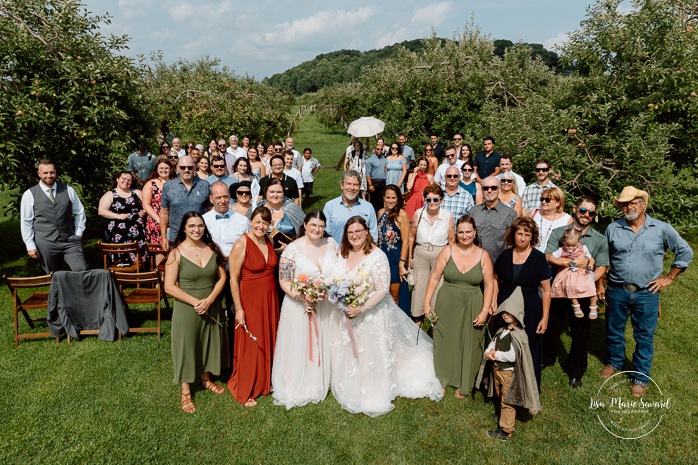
[306,4,698,233]
[265,37,559,96]
[147,56,293,144]
[0,0,155,216]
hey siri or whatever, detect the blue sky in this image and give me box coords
[86,0,606,79]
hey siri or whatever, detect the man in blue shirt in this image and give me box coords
[473,136,502,181]
[398,133,415,167]
[601,186,693,397]
[323,170,377,243]
[365,143,388,213]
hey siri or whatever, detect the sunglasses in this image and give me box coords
[212,164,226,168]
[218,144,226,147]
[186,145,194,149]
[453,137,462,141]
[168,155,178,160]
[391,147,399,151]
[482,186,498,191]
[425,149,433,152]
[237,191,251,196]
[179,166,195,171]
[161,146,170,150]
[500,179,514,183]
[461,168,473,172]
[445,174,460,179]
[424,197,441,203]
[540,197,553,203]
[535,167,550,172]
[578,207,596,216]
[275,148,282,152]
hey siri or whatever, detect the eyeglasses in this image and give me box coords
[461,168,473,172]
[578,207,596,216]
[179,166,195,171]
[347,229,366,237]
[453,137,462,141]
[482,186,499,191]
[540,197,553,203]
[212,164,226,168]
[237,191,251,196]
[424,197,441,203]
[445,174,460,179]
[500,179,514,184]
[620,200,644,208]
[535,167,550,173]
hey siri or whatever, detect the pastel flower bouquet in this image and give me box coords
[326,268,372,313]
[291,274,327,312]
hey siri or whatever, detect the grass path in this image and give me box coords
[1,115,697,464]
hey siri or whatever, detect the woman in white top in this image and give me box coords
[498,171,523,217]
[529,186,573,252]
[407,183,455,321]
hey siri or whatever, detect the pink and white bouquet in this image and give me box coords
[291,274,327,311]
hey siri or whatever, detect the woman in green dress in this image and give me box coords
[423,215,494,398]
[164,211,229,414]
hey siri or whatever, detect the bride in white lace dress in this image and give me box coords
[328,216,443,417]
[272,210,339,409]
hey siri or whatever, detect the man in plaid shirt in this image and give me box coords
[522,159,556,214]
[441,165,474,221]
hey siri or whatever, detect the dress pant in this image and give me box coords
[35,235,87,274]
[494,367,515,434]
[369,179,386,212]
[410,244,445,317]
[544,297,593,380]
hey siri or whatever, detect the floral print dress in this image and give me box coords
[104,189,148,265]
[145,180,163,244]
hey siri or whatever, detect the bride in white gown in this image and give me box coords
[329,216,443,417]
[272,210,339,408]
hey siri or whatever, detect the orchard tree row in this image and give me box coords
[304,0,698,233]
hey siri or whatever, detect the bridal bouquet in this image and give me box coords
[291,274,327,310]
[326,268,372,313]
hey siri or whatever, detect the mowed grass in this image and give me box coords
[1,113,697,464]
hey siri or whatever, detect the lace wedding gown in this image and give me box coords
[329,248,443,417]
[272,238,339,409]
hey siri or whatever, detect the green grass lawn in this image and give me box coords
[1,113,697,464]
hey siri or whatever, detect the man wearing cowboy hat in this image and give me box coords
[602,186,693,397]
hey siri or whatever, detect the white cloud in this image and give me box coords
[543,32,568,51]
[410,2,453,26]
[249,7,375,46]
[169,2,196,22]
[375,28,412,49]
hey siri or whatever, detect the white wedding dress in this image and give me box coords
[329,248,443,417]
[272,237,339,409]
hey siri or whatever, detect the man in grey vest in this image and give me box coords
[20,159,87,273]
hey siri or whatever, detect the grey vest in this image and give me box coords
[30,183,75,241]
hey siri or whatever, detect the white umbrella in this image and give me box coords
[347,116,385,138]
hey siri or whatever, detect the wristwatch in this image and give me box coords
[569,259,576,268]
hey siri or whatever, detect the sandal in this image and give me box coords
[201,378,225,395]
[244,398,258,407]
[589,306,598,320]
[180,391,196,414]
[572,304,583,318]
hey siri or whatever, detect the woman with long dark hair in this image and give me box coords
[164,211,228,414]
[423,215,494,398]
[377,185,411,315]
[227,207,280,407]
[272,210,340,408]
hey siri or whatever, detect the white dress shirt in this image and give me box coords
[20,181,86,251]
[202,209,250,258]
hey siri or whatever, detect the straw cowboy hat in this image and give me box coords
[613,186,649,209]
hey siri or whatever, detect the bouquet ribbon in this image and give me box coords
[345,313,358,359]
[308,310,321,366]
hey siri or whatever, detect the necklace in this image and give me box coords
[456,244,475,256]
[537,211,558,247]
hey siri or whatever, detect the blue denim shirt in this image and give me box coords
[605,214,693,287]
[323,196,378,243]
[365,154,387,181]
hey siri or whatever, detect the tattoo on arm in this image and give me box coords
[279,260,295,281]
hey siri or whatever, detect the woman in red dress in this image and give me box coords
[228,206,280,407]
[405,157,434,221]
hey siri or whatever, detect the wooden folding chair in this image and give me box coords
[98,241,140,273]
[113,271,163,339]
[145,243,170,311]
[4,274,59,347]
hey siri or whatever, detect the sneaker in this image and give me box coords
[600,365,616,379]
[589,306,598,320]
[631,384,646,398]
[573,304,583,318]
[486,428,511,441]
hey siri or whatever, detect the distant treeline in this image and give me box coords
[263,38,561,95]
